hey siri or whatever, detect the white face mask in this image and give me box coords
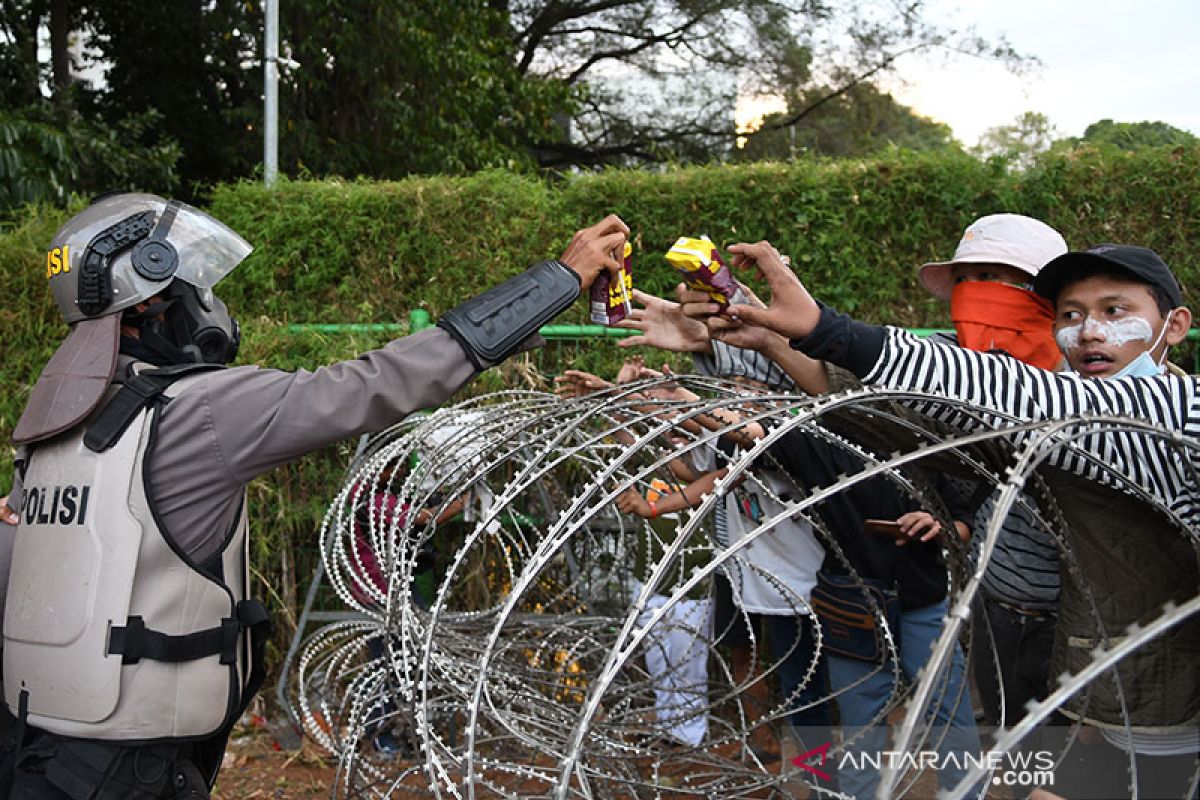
[1115,310,1174,379]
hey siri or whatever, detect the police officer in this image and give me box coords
[0,193,627,799]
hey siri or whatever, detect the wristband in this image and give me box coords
[648,500,659,519]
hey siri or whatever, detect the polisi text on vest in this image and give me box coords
[22,484,91,526]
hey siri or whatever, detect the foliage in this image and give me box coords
[503,0,1026,167]
[79,0,263,190]
[1071,119,1198,151]
[0,0,44,109]
[1,1,574,189]
[0,106,181,216]
[0,0,185,211]
[1,0,1027,187]
[0,113,73,211]
[278,1,574,178]
[973,111,1058,168]
[736,84,957,160]
[3,145,1198,691]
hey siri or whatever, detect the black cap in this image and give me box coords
[1033,243,1184,308]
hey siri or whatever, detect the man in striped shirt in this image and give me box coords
[691,239,1199,799]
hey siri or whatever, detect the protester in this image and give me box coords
[556,361,720,750]
[686,239,1200,799]
[916,214,1068,733]
[621,292,981,797]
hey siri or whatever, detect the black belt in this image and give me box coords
[986,595,1057,620]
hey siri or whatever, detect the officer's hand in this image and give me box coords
[559,215,630,291]
[0,496,17,526]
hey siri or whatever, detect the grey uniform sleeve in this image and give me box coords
[192,327,479,480]
[148,327,483,561]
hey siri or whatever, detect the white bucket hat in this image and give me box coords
[917,214,1068,302]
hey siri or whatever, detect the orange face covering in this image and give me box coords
[950,281,1060,371]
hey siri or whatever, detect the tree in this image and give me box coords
[0,2,182,213]
[1,0,1027,190]
[498,0,1025,166]
[0,0,47,108]
[277,1,573,178]
[974,111,1057,168]
[1073,119,1197,151]
[81,0,262,189]
[736,83,957,160]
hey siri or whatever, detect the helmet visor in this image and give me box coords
[168,201,254,290]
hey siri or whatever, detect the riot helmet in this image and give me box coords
[14,194,253,445]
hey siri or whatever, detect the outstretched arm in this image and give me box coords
[681,237,1200,523]
[615,288,713,353]
[677,285,829,396]
[617,468,728,519]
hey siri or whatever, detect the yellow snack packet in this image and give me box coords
[665,235,740,309]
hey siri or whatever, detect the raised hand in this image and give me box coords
[554,369,613,399]
[682,240,821,341]
[615,289,712,353]
[558,215,630,291]
[615,356,651,384]
[725,241,821,339]
[677,284,786,354]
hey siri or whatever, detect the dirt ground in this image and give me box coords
[212,720,337,800]
[209,719,999,800]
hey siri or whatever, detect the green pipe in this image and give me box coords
[409,308,432,331]
[285,323,406,334]
[283,321,1200,341]
[284,320,636,339]
[539,324,635,340]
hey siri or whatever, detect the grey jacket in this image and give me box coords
[4,326,479,582]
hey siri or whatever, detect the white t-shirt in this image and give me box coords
[692,442,824,615]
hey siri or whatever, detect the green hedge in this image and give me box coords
[3,145,1198,679]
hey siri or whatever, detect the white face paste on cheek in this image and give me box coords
[1055,316,1154,351]
[1055,325,1081,351]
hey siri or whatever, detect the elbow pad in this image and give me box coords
[437,259,580,369]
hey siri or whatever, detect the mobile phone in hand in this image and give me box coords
[863,518,907,540]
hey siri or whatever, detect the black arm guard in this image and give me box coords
[438,259,581,369]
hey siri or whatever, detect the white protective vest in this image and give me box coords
[3,373,254,743]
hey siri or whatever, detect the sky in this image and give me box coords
[883,0,1200,146]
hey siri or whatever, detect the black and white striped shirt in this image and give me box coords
[795,308,1200,526]
[974,491,1060,610]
